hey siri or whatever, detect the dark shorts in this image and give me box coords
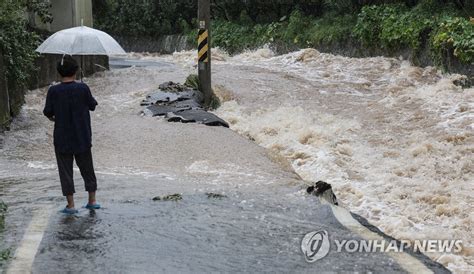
[55,148,97,196]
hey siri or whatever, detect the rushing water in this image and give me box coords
[0,57,335,272]
[0,47,472,272]
[160,47,473,272]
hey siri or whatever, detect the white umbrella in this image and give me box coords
[36,26,126,55]
[36,26,126,80]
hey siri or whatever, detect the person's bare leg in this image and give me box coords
[66,195,75,209]
[88,192,96,205]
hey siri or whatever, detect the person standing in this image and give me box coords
[43,55,100,214]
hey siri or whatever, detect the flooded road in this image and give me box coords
[0,47,470,272]
[162,48,472,272]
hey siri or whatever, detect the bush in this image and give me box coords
[0,0,40,88]
[282,10,312,45]
[432,16,474,64]
[94,0,197,37]
[212,21,257,54]
[379,6,435,50]
[307,13,355,46]
[353,2,472,63]
[211,10,354,52]
[353,5,408,48]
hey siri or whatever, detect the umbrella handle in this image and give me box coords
[80,56,84,82]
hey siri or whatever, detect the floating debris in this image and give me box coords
[152,194,183,202]
[0,201,7,231]
[206,193,228,199]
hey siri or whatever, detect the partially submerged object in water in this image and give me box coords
[141,81,228,128]
[307,181,338,206]
[167,109,229,128]
[206,193,227,199]
[152,194,183,202]
[141,92,180,106]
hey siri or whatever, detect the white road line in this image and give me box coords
[330,204,433,274]
[7,205,53,274]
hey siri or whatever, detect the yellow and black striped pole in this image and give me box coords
[198,29,209,63]
[198,0,211,107]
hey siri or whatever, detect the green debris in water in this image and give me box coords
[0,248,10,262]
[152,194,182,202]
[0,201,9,265]
[206,193,227,199]
[184,74,200,90]
[0,201,7,231]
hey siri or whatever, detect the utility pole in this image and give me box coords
[198,0,211,107]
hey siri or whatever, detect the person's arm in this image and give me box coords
[85,85,98,111]
[43,88,55,121]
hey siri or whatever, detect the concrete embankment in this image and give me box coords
[114,34,193,54]
[112,32,472,84]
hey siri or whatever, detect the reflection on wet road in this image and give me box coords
[33,178,406,273]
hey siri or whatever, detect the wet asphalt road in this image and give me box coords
[1,57,450,273]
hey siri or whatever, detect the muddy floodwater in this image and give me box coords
[163,48,472,272]
[0,48,472,272]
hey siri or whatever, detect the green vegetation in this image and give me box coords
[184,74,200,90]
[208,11,356,54]
[0,201,9,266]
[208,2,473,67]
[352,3,473,65]
[0,0,52,119]
[95,0,473,67]
[93,0,197,37]
[184,74,221,110]
[0,247,10,268]
[432,16,474,64]
[0,0,41,88]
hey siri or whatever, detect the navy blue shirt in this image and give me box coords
[43,81,98,154]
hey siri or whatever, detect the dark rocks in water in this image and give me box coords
[141,81,228,128]
[159,81,190,92]
[166,112,196,124]
[166,109,230,128]
[178,90,204,104]
[158,81,204,102]
[141,89,204,106]
[141,92,180,106]
[307,181,338,206]
[152,194,182,202]
[144,104,192,117]
[206,193,227,199]
[0,201,7,230]
[170,99,202,109]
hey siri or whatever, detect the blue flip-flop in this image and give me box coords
[85,203,101,209]
[61,207,79,215]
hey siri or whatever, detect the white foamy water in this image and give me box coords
[159,48,474,272]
